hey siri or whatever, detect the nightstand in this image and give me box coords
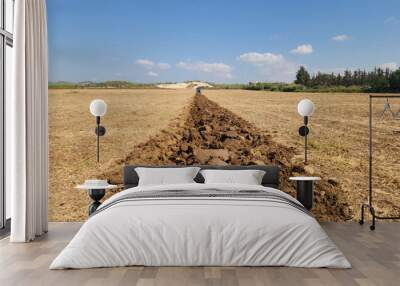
[289,176,321,210]
[76,180,117,215]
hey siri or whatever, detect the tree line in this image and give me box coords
[295,66,400,92]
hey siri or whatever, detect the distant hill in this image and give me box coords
[48,81,156,89]
[49,80,214,90]
[157,81,213,89]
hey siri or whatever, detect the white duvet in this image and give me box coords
[50,183,351,269]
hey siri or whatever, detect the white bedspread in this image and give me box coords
[50,183,351,269]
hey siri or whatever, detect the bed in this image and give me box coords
[50,165,350,269]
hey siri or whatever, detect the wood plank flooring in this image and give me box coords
[0,222,399,286]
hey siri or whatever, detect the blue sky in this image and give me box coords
[47,0,400,83]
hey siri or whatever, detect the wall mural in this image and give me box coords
[47,1,400,221]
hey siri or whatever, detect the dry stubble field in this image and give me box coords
[207,90,400,220]
[49,88,400,221]
[49,89,192,221]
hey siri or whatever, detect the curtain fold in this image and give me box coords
[9,0,48,242]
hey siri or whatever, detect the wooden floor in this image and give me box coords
[0,222,399,286]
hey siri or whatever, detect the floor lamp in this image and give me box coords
[359,95,400,230]
[89,99,107,162]
[297,99,315,164]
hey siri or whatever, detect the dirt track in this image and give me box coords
[102,94,352,221]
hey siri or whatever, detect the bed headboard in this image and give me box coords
[123,165,280,189]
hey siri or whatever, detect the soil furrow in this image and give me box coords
[101,93,352,221]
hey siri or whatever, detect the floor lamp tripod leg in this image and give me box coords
[370,207,376,231]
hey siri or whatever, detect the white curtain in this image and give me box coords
[8,0,48,242]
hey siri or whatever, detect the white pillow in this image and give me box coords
[200,169,266,185]
[135,167,201,186]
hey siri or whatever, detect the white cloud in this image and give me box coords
[147,71,158,77]
[379,62,398,71]
[290,44,313,55]
[136,59,155,69]
[237,52,284,65]
[176,61,233,79]
[157,62,171,70]
[385,16,400,25]
[238,52,298,82]
[136,59,171,71]
[332,34,349,41]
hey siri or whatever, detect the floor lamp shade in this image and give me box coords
[297,99,315,117]
[90,99,107,117]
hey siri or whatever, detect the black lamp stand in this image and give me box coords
[298,116,310,164]
[359,95,400,230]
[95,116,106,162]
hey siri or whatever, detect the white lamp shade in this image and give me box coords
[297,99,315,117]
[90,99,107,117]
